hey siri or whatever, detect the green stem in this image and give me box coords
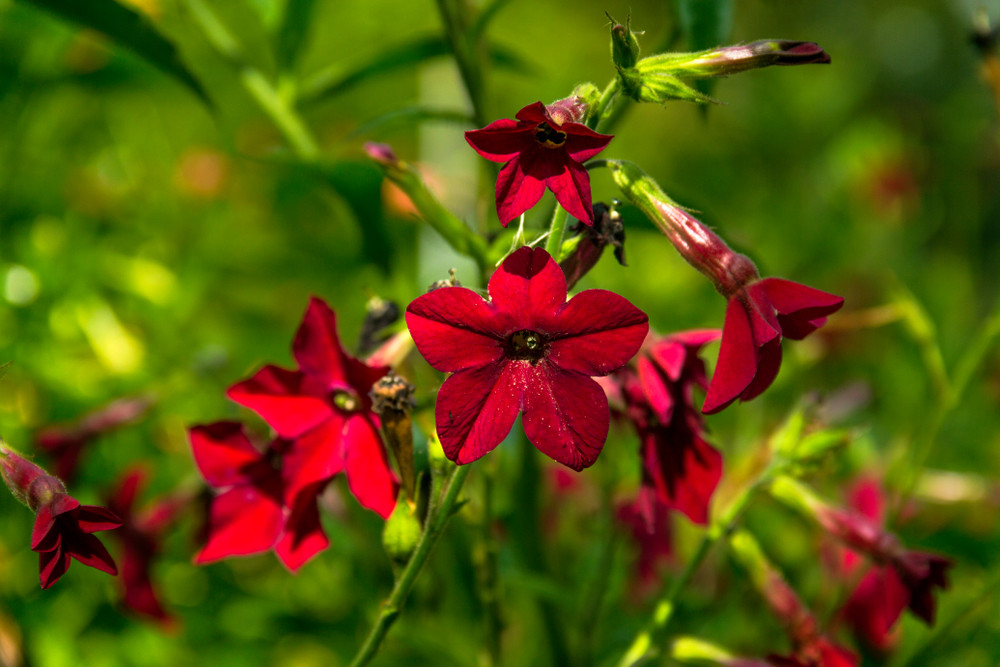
[434,0,487,127]
[589,78,622,132]
[348,464,473,667]
[614,473,772,667]
[544,205,570,260]
[575,494,619,667]
[476,468,503,666]
[183,0,319,160]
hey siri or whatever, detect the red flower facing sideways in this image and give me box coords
[227,297,398,520]
[190,421,331,572]
[406,246,648,471]
[0,446,121,589]
[465,100,613,226]
[703,274,844,414]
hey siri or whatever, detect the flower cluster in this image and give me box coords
[192,297,398,570]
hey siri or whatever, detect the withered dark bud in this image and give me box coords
[428,268,461,292]
[559,202,627,290]
[356,295,401,355]
[370,373,417,502]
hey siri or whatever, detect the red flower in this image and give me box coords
[815,496,952,626]
[36,395,153,482]
[610,330,723,524]
[104,468,188,626]
[227,297,397,519]
[766,638,858,667]
[465,101,613,226]
[0,446,121,589]
[406,246,648,470]
[702,276,844,414]
[616,493,674,597]
[190,421,331,572]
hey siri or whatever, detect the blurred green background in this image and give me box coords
[2,0,1000,665]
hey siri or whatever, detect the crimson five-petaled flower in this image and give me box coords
[227,297,398,520]
[0,446,121,589]
[465,101,613,226]
[703,277,844,414]
[406,246,648,471]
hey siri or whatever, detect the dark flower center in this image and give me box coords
[331,389,361,412]
[506,329,547,363]
[534,122,567,148]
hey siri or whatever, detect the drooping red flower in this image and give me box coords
[606,330,723,524]
[190,421,331,572]
[406,246,648,470]
[0,446,121,589]
[813,487,952,627]
[104,467,188,626]
[465,100,613,226]
[702,276,844,414]
[227,297,397,519]
[36,395,153,482]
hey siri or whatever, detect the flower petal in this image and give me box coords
[74,505,123,533]
[406,286,505,372]
[514,101,548,124]
[38,547,70,589]
[545,288,648,375]
[465,118,532,161]
[562,124,614,163]
[738,336,782,402]
[227,365,334,439]
[436,361,521,465]
[194,485,284,564]
[546,160,595,224]
[189,422,266,488]
[637,355,674,425]
[488,246,567,325]
[755,277,844,340]
[640,427,722,525]
[521,363,609,471]
[842,566,907,650]
[343,415,398,518]
[495,157,546,225]
[32,504,63,551]
[281,415,348,508]
[64,531,118,575]
[703,297,767,414]
[275,482,330,573]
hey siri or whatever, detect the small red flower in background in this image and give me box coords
[465,101,613,226]
[36,395,153,482]
[190,422,331,572]
[703,277,843,414]
[0,446,121,589]
[406,246,648,471]
[765,637,858,667]
[606,330,722,524]
[814,482,952,629]
[104,467,188,626]
[616,494,674,597]
[227,297,397,519]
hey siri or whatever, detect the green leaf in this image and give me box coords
[298,35,531,105]
[20,0,208,104]
[275,0,317,71]
[675,0,733,102]
[319,161,394,273]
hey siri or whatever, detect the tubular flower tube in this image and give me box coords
[1,444,121,589]
[406,246,648,471]
[608,160,843,413]
[465,100,613,226]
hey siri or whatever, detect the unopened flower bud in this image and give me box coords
[608,13,641,70]
[370,373,417,502]
[382,493,422,567]
[559,202,626,289]
[356,295,400,355]
[607,160,758,296]
[547,86,599,126]
[1,444,65,510]
[641,41,830,79]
